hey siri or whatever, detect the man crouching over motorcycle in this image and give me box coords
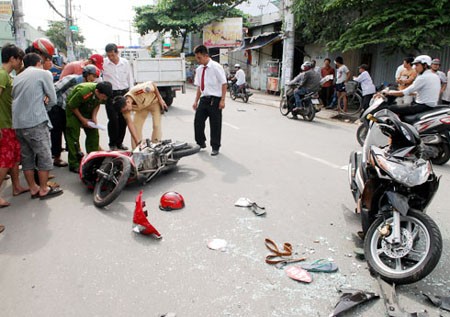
[288,61,321,114]
[384,55,441,118]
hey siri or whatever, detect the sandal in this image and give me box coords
[39,187,63,200]
[301,259,338,273]
[53,159,68,167]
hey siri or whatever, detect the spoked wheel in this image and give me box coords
[243,94,249,103]
[279,97,290,116]
[356,124,368,146]
[93,156,131,208]
[338,94,362,115]
[302,103,316,122]
[430,142,450,165]
[364,210,442,285]
[230,89,236,100]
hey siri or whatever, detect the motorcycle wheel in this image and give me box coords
[243,94,249,103]
[172,143,201,159]
[302,104,316,122]
[430,142,450,165]
[93,156,131,208]
[230,90,236,100]
[356,124,368,146]
[279,98,290,116]
[364,210,442,285]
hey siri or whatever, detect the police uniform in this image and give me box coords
[65,82,102,169]
[124,81,163,148]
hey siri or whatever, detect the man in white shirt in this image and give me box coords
[353,64,376,110]
[102,43,134,151]
[386,55,441,117]
[192,45,227,156]
[231,64,248,95]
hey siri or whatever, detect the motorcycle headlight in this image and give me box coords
[374,155,431,187]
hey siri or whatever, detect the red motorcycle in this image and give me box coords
[80,139,200,207]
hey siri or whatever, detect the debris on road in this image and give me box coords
[264,238,306,266]
[285,266,313,283]
[132,191,162,238]
[234,197,266,216]
[300,259,338,273]
[329,287,379,316]
[207,238,227,251]
[423,293,450,312]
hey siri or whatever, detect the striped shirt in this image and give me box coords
[12,67,57,129]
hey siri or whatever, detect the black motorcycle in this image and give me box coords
[228,79,252,103]
[280,83,321,121]
[348,108,442,284]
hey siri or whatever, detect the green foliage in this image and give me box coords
[45,20,86,54]
[133,0,249,50]
[292,0,450,53]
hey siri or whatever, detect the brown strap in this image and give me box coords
[265,238,306,265]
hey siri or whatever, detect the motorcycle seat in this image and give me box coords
[402,106,450,124]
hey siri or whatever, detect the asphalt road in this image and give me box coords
[1,88,450,316]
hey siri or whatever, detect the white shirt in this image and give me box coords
[235,68,246,86]
[353,71,376,96]
[402,69,441,107]
[442,70,450,102]
[336,65,349,84]
[194,59,227,97]
[102,57,133,90]
[395,64,404,81]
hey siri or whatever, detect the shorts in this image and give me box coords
[0,128,21,168]
[336,83,346,92]
[15,122,53,171]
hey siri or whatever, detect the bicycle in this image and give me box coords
[336,80,363,115]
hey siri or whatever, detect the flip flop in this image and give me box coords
[39,187,63,200]
[285,266,313,283]
[53,159,68,167]
[13,188,30,196]
[301,259,338,273]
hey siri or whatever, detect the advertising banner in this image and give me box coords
[203,17,243,48]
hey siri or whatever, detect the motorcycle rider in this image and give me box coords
[385,55,441,117]
[288,61,321,113]
[231,64,251,96]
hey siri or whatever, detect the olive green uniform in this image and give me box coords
[65,82,102,169]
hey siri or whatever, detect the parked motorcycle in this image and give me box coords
[228,79,252,103]
[356,95,450,165]
[280,83,321,121]
[348,108,442,284]
[80,139,200,208]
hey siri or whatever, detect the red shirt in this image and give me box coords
[321,66,335,87]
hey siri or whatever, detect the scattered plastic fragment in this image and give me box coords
[329,288,379,317]
[423,294,450,312]
[378,277,429,317]
[160,313,176,317]
[234,197,266,216]
[285,266,312,283]
[132,190,162,238]
[207,239,227,250]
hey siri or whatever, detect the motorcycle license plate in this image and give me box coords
[311,98,320,105]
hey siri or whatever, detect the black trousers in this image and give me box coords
[106,89,129,147]
[320,86,334,107]
[48,106,66,157]
[389,101,432,118]
[194,96,222,151]
[362,94,374,111]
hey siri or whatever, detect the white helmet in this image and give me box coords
[301,61,312,71]
[412,55,432,66]
[234,64,241,68]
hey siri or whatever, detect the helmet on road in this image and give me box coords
[234,64,241,68]
[32,38,55,58]
[82,65,100,78]
[301,61,312,71]
[159,192,185,211]
[412,55,432,66]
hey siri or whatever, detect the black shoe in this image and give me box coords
[69,166,79,174]
[117,144,128,150]
[109,145,118,151]
[211,150,219,156]
[198,143,206,149]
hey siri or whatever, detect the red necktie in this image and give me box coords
[201,66,207,91]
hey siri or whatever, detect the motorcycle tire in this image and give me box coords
[356,124,368,146]
[172,143,201,159]
[302,105,316,122]
[279,98,290,116]
[230,90,236,100]
[93,156,131,208]
[364,210,442,285]
[243,95,249,103]
[430,142,450,165]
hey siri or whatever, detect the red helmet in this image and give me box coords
[33,38,55,57]
[159,192,185,211]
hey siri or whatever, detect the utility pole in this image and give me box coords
[65,0,75,61]
[280,0,294,91]
[12,0,27,49]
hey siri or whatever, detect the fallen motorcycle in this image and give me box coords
[80,139,200,207]
[348,108,442,284]
[280,83,321,121]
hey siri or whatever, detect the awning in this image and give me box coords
[233,32,284,51]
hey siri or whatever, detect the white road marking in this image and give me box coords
[223,122,240,130]
[294,151,341,169]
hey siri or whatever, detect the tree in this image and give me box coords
[45,20,87,55]
[134,0,249,52]
[292,0,450,54]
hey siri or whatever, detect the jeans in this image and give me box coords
[294,87,309,107]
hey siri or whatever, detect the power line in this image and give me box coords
[75,10,130,33]
[45,0,65,19]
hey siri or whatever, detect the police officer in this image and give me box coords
[65,82,113,173]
